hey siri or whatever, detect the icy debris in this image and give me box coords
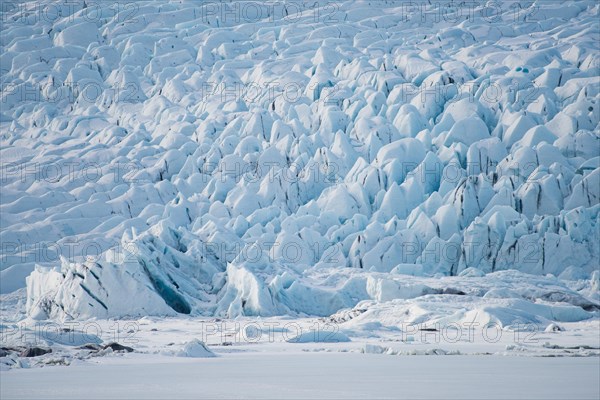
[362,345,460,356]
[286,331,351,344]
[19,347,52,358]
[103,343,134,353]
[175,339,216,358]
[544,323,565,333]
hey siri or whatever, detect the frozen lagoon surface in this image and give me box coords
[1,313,599,399]
[1,0,600,397]
[1,314,600,399]
[2,353,599,400]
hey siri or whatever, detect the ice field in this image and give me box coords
[1,0,599,398]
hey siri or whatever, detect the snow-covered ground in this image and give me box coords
[1,0,599,397]
[2,353,599,399]
[1,314,599,399]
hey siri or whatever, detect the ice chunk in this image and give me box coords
[176,339,216,358]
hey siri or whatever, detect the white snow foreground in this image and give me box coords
[1,315,599,398]
[1,0,599,330]
[2,353,598,399]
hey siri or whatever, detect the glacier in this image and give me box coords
[0,0,599,331]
